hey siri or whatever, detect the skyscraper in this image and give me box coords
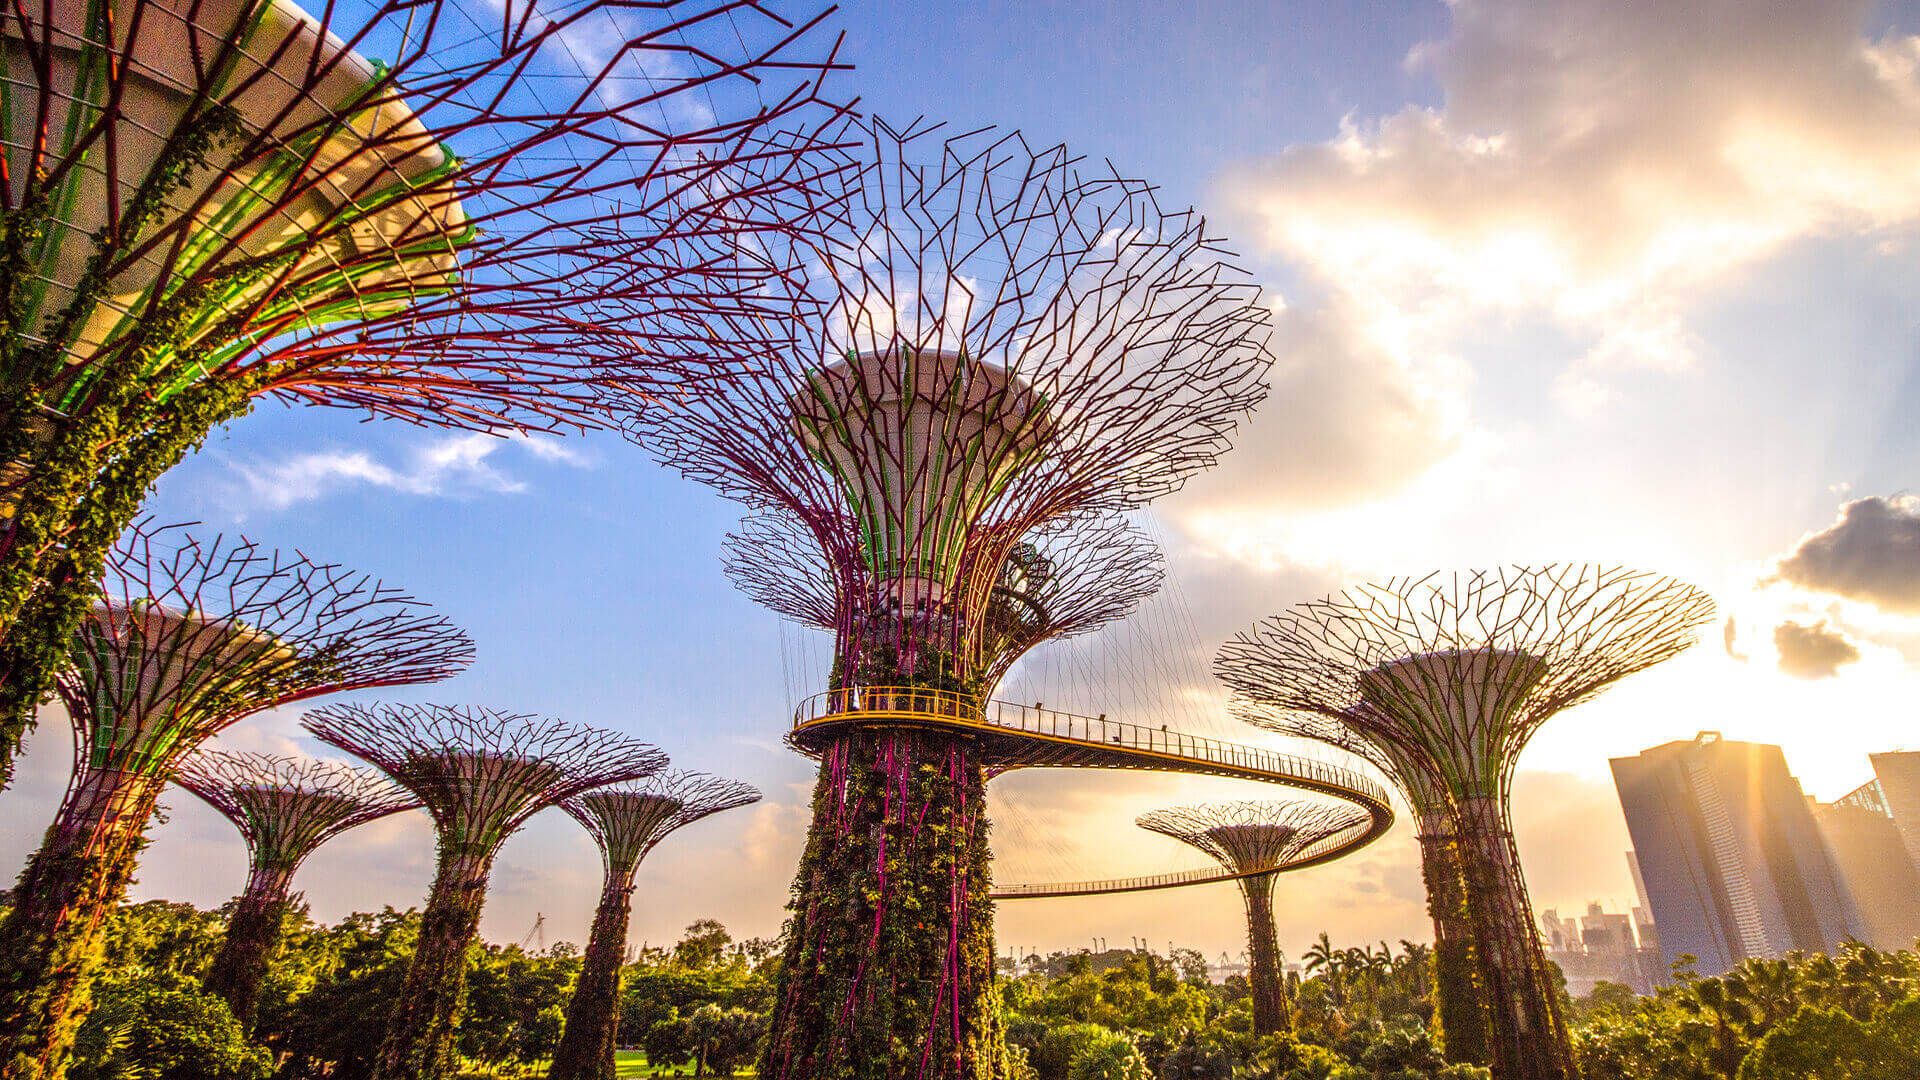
[1811,799,1920,951]
[1611,732,1863,977]
[1868,751,1920,871]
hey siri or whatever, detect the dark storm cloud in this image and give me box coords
[1774,496,1920,614]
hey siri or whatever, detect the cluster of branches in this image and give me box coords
[1214,564,1716,1080]
[626,116,1272,691]
[1136,800,1374,877]
[723,509,1165,691]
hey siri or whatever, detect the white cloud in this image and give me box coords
[223,432,588,512]
[1223,0,1920,405]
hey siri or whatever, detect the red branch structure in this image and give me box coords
[0,524,470,1078]
[550,771,761,1080]
[618,117,1274,1079]
[302,702,667,1080]
[1214,565,1716,1080]
[0,0,854,787]
[173,749,420,1028]
[1137,800,1373,1034]
[723,509,1166,691]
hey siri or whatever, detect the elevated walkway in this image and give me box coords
[788,686,1394,899]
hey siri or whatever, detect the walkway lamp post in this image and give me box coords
[548,770,761,1080]
[302,702,667,1080]
[0,525,470,1078]
[172,750,419,1028]
[619,117,1274,1079]
[1214,565,1715,1080]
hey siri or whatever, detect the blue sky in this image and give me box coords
[7,0,1920,963]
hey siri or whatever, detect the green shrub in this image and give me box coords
[69,974,271,1080]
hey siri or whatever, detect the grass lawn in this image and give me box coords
[610,1051,754,1077]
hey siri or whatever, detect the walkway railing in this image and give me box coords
[790,685,1392,809]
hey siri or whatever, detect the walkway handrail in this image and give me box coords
[790,685,1392,808]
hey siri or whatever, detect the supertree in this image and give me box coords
[619,117,1274,1079]
[0,0,852,786]
[171,749,420,1028]
[1136,800,1373,1035]
[302,702,668,1080]
[1226,695,1493,1065]
[1213,565,1716,1080]
[548,770,761,1080]
[723,510,1167,693]
[0,524,471,1078]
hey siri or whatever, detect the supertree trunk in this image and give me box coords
[1452,795,1575,1080]
[0,766,166,1080]
[373,849,494,1080]
[202,864,299,1030]
[762,729,1002,1080]
[1415,815,1491,1067]
[548,876,635,1080]
[1239,874,1288,1034]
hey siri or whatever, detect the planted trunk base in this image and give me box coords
[1240,874,1288,1034]
[204,866,297,1031]
[1417,826,1491,1067]
[548,878,634,1080]
[763,728,1002,1080]
[373,849,493,1080]
[0,768,164,1080]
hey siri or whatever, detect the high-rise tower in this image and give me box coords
[1610,732,1861,977]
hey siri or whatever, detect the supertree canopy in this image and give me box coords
[1228,696,1492,1065]
[619,117,1274,1080]
[0,524,471,1079]
[722,509,1166,692]
[302,702,668,1080]
[549,771,761,1080]
[0,0,852,788]
[1138,800,1373,1035]
[173,749,420,1027]
[1213,565,1716,1080]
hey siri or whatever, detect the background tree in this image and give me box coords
[0,525,469,1078]
[0,0,853,786]
[1215,565,1715,1080]
[171,750,418,1028]
[549,772,760,1080]
[66,973,272,1080]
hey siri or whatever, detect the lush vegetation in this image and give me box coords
[6,891,1916,1079]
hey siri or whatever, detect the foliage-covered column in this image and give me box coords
[0,768,165,1080]
[548,881,633,1080]
[1415,814,1491,1066]
[201,865,298,1029]
[763,728,1001,1080]
[1239,873,1288,1034]
[374,849,494,1080]
[1453,794,1575,1080]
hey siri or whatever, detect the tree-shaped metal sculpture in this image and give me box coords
[1214,565,1715,1080]
[1228,695,1493,1065]
[303,702,667,1080]
[0,0,851,786]
[723,510,1167,691]
[549,771,761,1080]
[173,749,419,1028]
[0,525,470,1078]
[621,117,1273,1079]
[1137,801,1372,1035]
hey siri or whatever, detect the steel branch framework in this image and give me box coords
[613,117,1274,1080]
[1138,799,1373,1033]
[1214,565,1716,1080]
[0,523,469,1077]
[302,702,667,1080]
[550,771,761,1080]
[173,749,419,1026]
[724,509,1166,689]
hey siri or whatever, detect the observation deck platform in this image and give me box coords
[788,686,1394,899]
